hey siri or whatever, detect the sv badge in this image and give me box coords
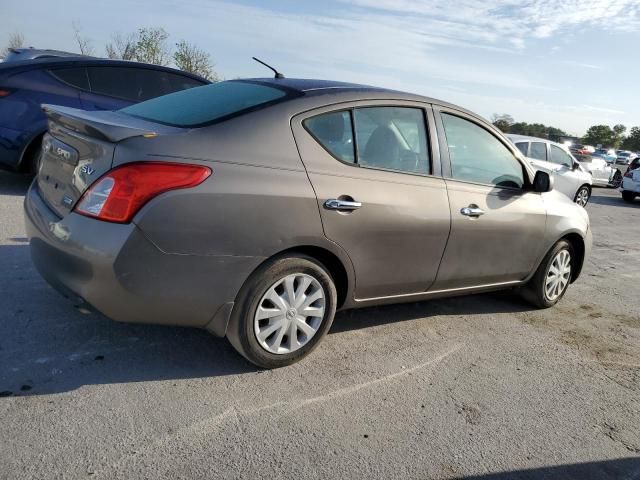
[80,165,96,176]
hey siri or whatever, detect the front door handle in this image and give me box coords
[460,205,485,217]
[324,198,362,211]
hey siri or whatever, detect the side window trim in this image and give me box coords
[433,105,531,191]
[302,103,438,178]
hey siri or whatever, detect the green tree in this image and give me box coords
[622,127,640,151]
[491,113,514,133]
[135,27,170,66]
[507,121,567,138]
[173,40,219,81]
[612,124,627,148]
[582,125,616,147]
[106,32,138,60]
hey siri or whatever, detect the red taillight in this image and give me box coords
[0,88,12,98]
[74,162,211,223]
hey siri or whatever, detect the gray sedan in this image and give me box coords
[25,78,591,368]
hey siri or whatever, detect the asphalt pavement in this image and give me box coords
[1,170,638,479]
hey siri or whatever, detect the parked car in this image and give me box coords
[508,134,593,206]
[592,148,617,163]
[615,150,637,166]
[626,157,640,174]
[570,144,595,156]
[577,155,621,188]
[25,78,591,368]
[2,47,86,63]
[621,165,640,203]
[0,58,209,172]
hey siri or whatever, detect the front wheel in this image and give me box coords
[574,185,591,207]
[521,240,574,309]
[226,254,337,368]
[622,191,637,203]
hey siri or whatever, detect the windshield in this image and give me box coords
[120,80,293,127]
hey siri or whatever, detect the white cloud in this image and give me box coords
[340,0,640,46]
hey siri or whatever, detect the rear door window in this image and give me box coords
[304,106,430,175]
[49,68,89,90]
[529,142,548,161]
[354,107,430,175]
[515,142,528,156]
[87,67,145,101]
[86,67,203,102]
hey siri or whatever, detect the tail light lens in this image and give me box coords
[74,162,211,223]
[0,88,13,98]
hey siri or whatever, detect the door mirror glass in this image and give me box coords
[533,170,552,192]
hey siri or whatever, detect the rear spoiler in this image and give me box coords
[42,104,182,143]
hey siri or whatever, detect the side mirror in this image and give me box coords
[533,170,552,192]
[572,161,580,170]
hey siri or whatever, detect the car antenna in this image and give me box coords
[252,57,285,79]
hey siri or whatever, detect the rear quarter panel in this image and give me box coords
[118,105,351,262]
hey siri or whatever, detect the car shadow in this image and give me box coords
[330,290,532,334]
[455,457,640,480]
[0,169,32,196]
[588,194,638,208]
[0,240,536,397]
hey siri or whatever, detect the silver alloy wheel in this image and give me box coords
[254,273,326,354]
[545,249,571,302]
[576,187,589,207]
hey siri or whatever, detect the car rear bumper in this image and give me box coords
[621,177,640,193]
[24,182,263,335]
[0,125,26,169]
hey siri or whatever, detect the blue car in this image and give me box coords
[0,58,208,172]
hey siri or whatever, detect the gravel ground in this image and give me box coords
[0,170,639,479]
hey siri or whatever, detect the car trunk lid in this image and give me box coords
[37,104,181,217]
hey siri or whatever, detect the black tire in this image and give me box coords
[622,191,636,203]
[521,240,574,309]
[226,254,337,369]
[610,170,622,188]
[19,135,44,175]
[574,185,591,207]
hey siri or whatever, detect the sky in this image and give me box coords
[3,0,640,136]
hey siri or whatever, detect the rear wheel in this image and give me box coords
[20,135,44,175]
[610,170,622,188]
[574,185,590,207]
[622,191,637,203]
[521,240,574,309]
[226,254,337,368]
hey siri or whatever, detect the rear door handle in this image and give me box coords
[324,198,362,211]
[460,206,484,217]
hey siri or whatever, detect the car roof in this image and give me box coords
[242,77,477,115]
[0,57,209,82]
[6,48,84,59]
[506,133,575,150]
[506,134,552,143]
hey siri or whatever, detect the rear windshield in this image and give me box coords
[120,80,292,127]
